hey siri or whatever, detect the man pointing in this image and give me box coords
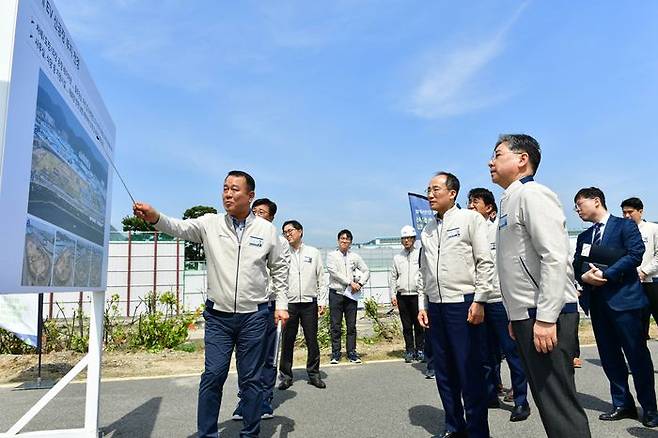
[134,170,289,438]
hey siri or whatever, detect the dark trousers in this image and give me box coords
[397,293,424,353]
[427,299,489,438]
[424,327,434,372]
[329,289,358,354]
[484,302,528,407]
[198,302,269,438]
[235,302,277,414]
[512,313,591,438]
[280,300,321,380]
[590,297,657,412]
[260,302,277,407]
[643,282,658,338]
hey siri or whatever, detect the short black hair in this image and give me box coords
[574,187,607,210]
[337,229,353,241]
[252,198,277,217]
[435,171,460,196]
[226,170,255,192]
[467,187,496,209]
[621,197,643,211]
[282,220,303,232]
[495,134,542,175]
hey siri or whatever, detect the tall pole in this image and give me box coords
[153,231,158,295]
[176,237,180,314]
[126,230,132,317]
[36,293,44,385]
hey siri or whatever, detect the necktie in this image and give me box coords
[593,223,603,246]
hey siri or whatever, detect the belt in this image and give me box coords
[205,299,268,316]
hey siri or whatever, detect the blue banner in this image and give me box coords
[408,192,434,237]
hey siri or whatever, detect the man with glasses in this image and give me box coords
[326,229,370,364]
[417,172,495,438]
[278,220,328,389]
[133,171,289,438]
[573,188,657,427]
[467,188,530,422]
[489,134,590,437]
[232,198,290,421]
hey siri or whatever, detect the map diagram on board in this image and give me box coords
[21,70,108,287]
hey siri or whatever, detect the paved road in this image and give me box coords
[3,343,658,437]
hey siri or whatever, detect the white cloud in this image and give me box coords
[407,2,528,118]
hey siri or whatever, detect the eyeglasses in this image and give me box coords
[573,198,593,212]
[426,186,446,196]
[490,150,524,161]
[282,229,297,236]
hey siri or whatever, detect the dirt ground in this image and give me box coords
[0,318,647,385]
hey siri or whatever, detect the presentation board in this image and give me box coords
[0,0,115,294]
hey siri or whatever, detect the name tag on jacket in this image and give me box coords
[446,227,460,239]
[499,215,508,229]
[304,256,313,263]
[248,236,263,247]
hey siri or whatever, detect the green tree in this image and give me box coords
[121,215,155,232]
[182,205,217,262]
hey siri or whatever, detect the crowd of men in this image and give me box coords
[133,133,658,438]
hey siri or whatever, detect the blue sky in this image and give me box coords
[57,0,658,247]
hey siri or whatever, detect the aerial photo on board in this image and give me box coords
[52,231,75,287]
[27,69,108,247]
[73,239,91,287]
[21,219,55,286]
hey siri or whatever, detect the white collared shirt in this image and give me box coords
[592,212,611,244]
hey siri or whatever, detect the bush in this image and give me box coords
[126,291,201,352]
[1,291,203,354]
[364,297,400,341]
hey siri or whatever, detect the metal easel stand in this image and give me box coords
[0,291,105,438]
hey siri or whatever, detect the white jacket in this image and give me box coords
[326,249,370,291]
[287,243,328,305]
[389,248,420,298]
[486,218,503,303]
[496,178,578,323]
[417,206,494,309]
[267,235,291,301]
[154,212,288,312]
[638,220,658,282]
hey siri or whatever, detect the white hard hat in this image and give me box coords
[400,225,417,238]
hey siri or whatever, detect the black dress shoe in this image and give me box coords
[308,377,326,389]
[277,379,293,390]
[510,403,531,422]
[642,410,658,427]
[598,406,638,421]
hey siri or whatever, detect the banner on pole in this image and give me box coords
[0,0,115,294]
[408,192,434,237]
[0,294,38,347]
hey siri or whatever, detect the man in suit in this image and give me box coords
[573,187,657,427]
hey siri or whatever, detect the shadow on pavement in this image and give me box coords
[585,358,602,367]
[410,362,432,378]
[218,416,296,438]
[628,426,658,437]
[577,391,610,413]
[409,404,444,436]
[102,397,162,438]
[272,387,298,410]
